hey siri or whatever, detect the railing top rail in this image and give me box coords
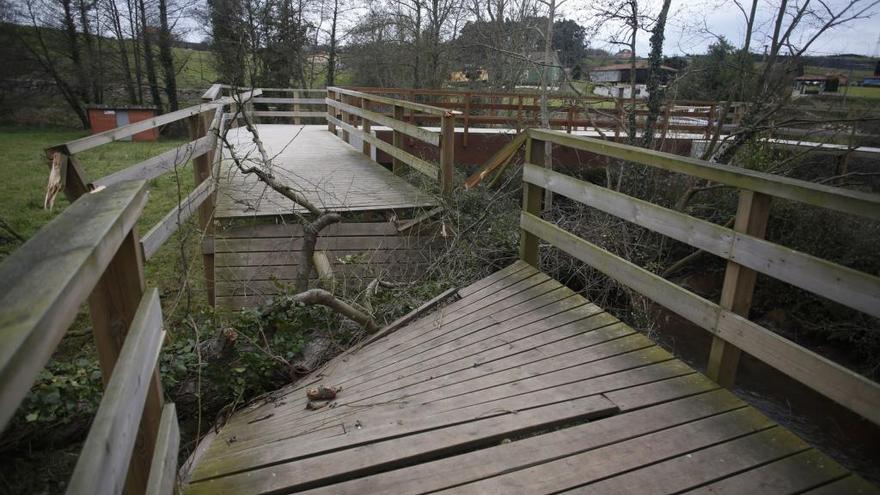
[202,83,224,101]
[328,86,461,117]
[0,180,149,430]
[49,90,260,156]
[349,86,728,107]
[527,128,880,221]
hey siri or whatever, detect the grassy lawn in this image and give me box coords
[843,86,880,100]
[0,125,211,324]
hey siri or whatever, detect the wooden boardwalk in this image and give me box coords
[211,124,439,308]
[215,125,437,217]
[182,261,877,494]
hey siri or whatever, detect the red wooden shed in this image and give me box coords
[86,105,159,141]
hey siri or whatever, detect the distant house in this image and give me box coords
[794,74,840,94]
[520,51,564,86]
[589,61,677,99]
[450,67,488,83]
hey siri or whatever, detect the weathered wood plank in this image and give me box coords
[217,221,401,238]
[802,476,880,494]
[67,289,166,495]
[558,429,810,495]
[93,135,213,188]
[440,412,782,494]
[681,449,849,495]
[252,97,326,105]
[520,139,545,266]
[295,388,737,495]
[527,128,880,221]
[465,132,527,189]
[329,86,459,116]
[326,115,439,178]
[326,98,441,146]
[215,261,428,283]
[141,179,215,260]
[58,104,219,154]
[214,249,428,267]
[0,181,148,430]
[457,260,532,298]
[520,211,880,425]
[524,164,880,319]
[213,234,417,253]
[252,111,327,118]
[146,403,181,495]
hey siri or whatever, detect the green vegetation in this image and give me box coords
[174,47,219,90]
[844,86,880,100]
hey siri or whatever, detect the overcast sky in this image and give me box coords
[563,0,880,57]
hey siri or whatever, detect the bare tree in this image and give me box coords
[157,0,179,111]
[216,98,379,330]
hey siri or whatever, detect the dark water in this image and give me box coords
[651,309,880,484]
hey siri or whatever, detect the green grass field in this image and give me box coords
[843,86,880,100]
[0,126,209,316]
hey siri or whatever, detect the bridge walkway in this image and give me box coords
[182,261,877,494]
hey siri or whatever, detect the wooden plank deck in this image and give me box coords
[215,125,438,218]
[182,262,878,494]
[212,220,434,309]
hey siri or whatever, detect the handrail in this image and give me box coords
[326,86,456,197]
[329,86,461,117]
[519,128,880,425]
[528,128,880,220]
[350,86,727,107]
[0,181,148,429]
[49,90,260,156]
[0,180,180,492]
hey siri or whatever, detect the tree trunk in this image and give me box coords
[326,0,339,86]
[157,0,179,111]
[626,5,637,143]
[107,0,138,104]
[77,0,100,103]
[641,0,671,148]
[61,0,89,104]
[127,0,144,103]
[138,0,163,113]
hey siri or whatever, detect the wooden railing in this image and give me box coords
[349,86,737,147]
[519,128,880,425]
[0,181,178,494]
[251,88,327,123]
[325,86,459,198]
[45,88,257,305]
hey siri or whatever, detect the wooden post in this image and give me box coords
[392,105,404,174]
[87,228,164,494]
[293,89,301,125]
[439,113,455,199]
[614,99,622,140]
[516,95,524,132]
[361,98,371,157]
[520,135,545,266]
[327,89,336,134]
[341,95,351,143]
[707,190,772,388]
[705,104,716,139]
[188,112,216,306]
[463,93,471,147]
